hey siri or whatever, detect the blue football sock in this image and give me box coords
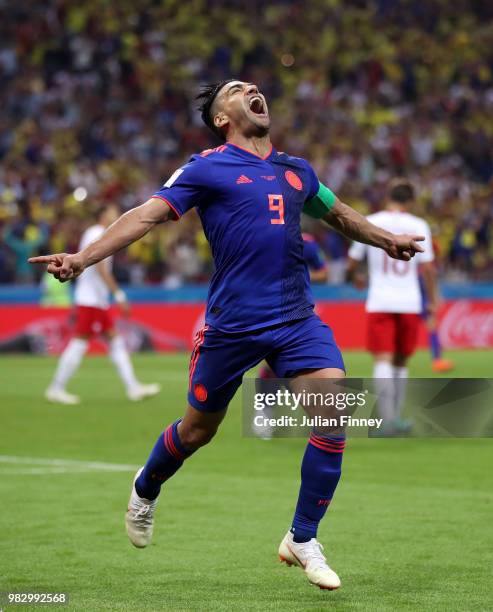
[291,433,345,543]
[135,419,193,500]
[429,331,441,360]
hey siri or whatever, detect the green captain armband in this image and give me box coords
[302,181,336,219]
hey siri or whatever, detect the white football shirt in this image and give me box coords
[348,210,434,313]
[73,224,112,308]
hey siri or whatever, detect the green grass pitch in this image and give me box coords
[1,350,492,611]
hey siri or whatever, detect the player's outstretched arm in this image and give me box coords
[324,199,425,262]
[29,198,174,282]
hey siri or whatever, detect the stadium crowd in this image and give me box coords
[1,0,492,285]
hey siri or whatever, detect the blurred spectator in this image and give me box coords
[3,201,48,283]
[0,0,492,284]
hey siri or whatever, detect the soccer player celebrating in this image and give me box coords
[30,80,425,590]
[348,179,438,433]
[44,205,161,404]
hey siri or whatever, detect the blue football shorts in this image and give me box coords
[187,313,345,412]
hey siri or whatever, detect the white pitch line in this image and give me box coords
[0,455,138,473]
[0,467,90,475]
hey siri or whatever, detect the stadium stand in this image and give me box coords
[1,0,492,285]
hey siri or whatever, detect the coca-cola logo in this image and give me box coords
[439,301,493,348]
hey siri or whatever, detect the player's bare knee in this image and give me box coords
[178,405,226,450]
[179,423,217,450]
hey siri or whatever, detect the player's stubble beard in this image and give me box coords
[240,112,270,139]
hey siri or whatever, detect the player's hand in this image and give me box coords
[28,252,85,282]
[386,234,425,261]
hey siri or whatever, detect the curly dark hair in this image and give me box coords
[196,79,236,140]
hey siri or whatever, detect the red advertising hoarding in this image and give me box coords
[1,300,491,354]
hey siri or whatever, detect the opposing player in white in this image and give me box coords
[45,205,161,405]
[348,179,438,433]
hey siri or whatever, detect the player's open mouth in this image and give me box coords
[248,96,267,116]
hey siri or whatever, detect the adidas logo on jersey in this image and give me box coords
[236,175,253,184]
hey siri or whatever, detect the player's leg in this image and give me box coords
[125,325,265,547]
[45,306,92,404]
[426,313,440,360]
[125,404,227,548]
[392,313,420,433]
[268,315,345,589]
[392,352,408,420]
[421,283,454,373]
[288,369,345,533]
[368,313,397,427]
[391,351,413,433]
[106,328,139,396]
[426,314,454,372]
[45,336,88,404]
[104,325,161,401]
[372,352,394,425]
[136,404,227,500]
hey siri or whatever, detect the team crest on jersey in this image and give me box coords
[285,170,302,191]
[194,383,208,402]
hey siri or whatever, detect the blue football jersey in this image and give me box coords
[153,143,323,332]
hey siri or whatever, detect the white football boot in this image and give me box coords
[278,530,341,590]
[127,383,161,402]
[45,387,80,405]
[125,467,158,548]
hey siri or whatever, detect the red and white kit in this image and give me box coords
[73,224,114,336]
[348,210,434,356]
